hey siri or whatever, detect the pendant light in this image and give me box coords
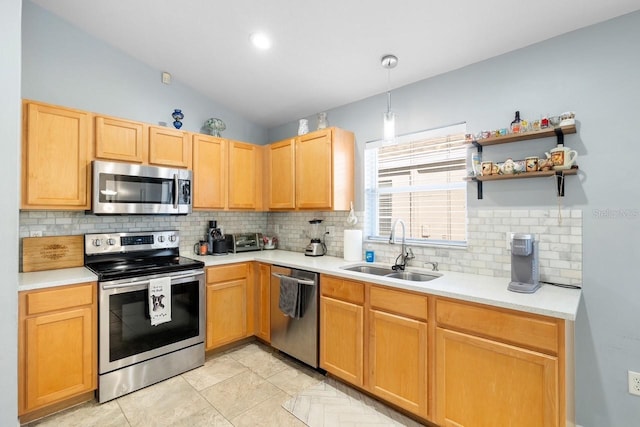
[381,54,398,143]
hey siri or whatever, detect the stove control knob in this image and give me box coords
[92,239,102,247]
[107,238,116,245]
[157,235,165,243]
[169,235,177,242]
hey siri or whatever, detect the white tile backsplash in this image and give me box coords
[19,208,582,286]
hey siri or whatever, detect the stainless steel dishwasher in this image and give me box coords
[270,265,319,368]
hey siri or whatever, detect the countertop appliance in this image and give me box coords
[305,219,326,256]
[84,230,205,402]
[91,160,192,215]
[508,233,540,293]
[270,265,319,367]
[225,233,263,253]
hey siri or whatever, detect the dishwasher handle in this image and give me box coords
[271,272,316,286]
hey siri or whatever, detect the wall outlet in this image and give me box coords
[506,232,515,250]
[628,370,640,396]
[274,224,280,234]
[29,230,42,237]
[326,226,335,235]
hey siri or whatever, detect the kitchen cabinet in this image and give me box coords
[148,125,191,168]
[18,282,97,420]
[368,286,429,418]
[266,127,354,211]
[94,115,146,163]
[205,263,254,350]
[21,100,92,210]
[468,123,578,199]
[192,134,227,209]
[435,298,564,426]
[228,140,263,210]
[255,262,271,343]
[267,138,296,209]
[319,275,364,387]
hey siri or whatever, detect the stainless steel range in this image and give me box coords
[84,230,205,403]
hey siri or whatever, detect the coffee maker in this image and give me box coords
[207,220,227,255]
[508,233,540,293]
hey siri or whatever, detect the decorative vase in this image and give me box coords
[298,119,309,135]
[317,112,328,130]
[172,109,184,129]
[204,117,226,137]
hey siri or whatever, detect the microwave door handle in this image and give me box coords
[173,174,179,208]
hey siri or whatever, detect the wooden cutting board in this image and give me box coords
[22,235,84,272]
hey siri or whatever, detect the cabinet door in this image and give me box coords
[148,126,191,168]
[94,116,146,163]
[296,130,332,209]
[320,295,364,386]
[206,280,248,350]
[436,328,559,427]
[192,134,227,209]
[23,306,95,412]
[369,309,427,417]
[22,102,91,209]
[255,263,271,342]
[267,138,295,209]
[228,141,258,209]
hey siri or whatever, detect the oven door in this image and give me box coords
[98,269,204,374]
[91,160,192,215]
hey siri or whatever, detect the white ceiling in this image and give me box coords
[31,0,640,128]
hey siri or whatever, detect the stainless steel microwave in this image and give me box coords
[91,160,192,215]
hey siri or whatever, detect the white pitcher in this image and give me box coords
[546,146,578,171]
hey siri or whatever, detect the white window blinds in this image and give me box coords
[364,123,467,246]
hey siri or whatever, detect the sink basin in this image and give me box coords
[384,271,439,282]
[341,265,441,282]
[341,265,394,276]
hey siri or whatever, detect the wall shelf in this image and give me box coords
[467,123,579,199]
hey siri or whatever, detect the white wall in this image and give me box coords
[1,0,21,424]
[269,11,640,426]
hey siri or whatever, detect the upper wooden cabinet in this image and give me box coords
[267,138,296,209]
[192,134,227,209]
[228,140,262,210]
[94,115,146,163]
[267,127,355,211]
[148,125,191,168]
[22,101,92,210]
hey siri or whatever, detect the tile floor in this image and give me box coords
[25,341,425,427]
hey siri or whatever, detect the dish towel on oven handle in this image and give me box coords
[149,277,172,326]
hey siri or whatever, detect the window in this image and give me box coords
[364,123,467,246]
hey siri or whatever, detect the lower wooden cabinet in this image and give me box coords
[319,276,364,387]
[205,263,253,350]
[368,286,428,418]
[255,263,271,342]
[18,282,97,417]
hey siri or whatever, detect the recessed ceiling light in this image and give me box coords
[249,32,272,50]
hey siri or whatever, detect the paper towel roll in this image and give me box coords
[344,230,363,261]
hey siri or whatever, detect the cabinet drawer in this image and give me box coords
[24,282,95,315]
[207,263,248,284]
[370,286,428,321]
[436,298,560,354]
[321,275,364,304]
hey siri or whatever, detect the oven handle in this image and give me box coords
[172,174,179,208]
[271,272,316,286]
[101,272,203,290]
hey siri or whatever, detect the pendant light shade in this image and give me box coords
[381,54,398,143]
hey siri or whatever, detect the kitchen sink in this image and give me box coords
[384,271,439,282]
[341,265,395,276]
[340,264,441,282]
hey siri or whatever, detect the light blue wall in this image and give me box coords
[1,0,20,424]
[270,11,640,426]
[22,0,267,144]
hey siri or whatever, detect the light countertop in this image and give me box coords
[18,249,581,321]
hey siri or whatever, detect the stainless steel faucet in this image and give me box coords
[389,219,414,270]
